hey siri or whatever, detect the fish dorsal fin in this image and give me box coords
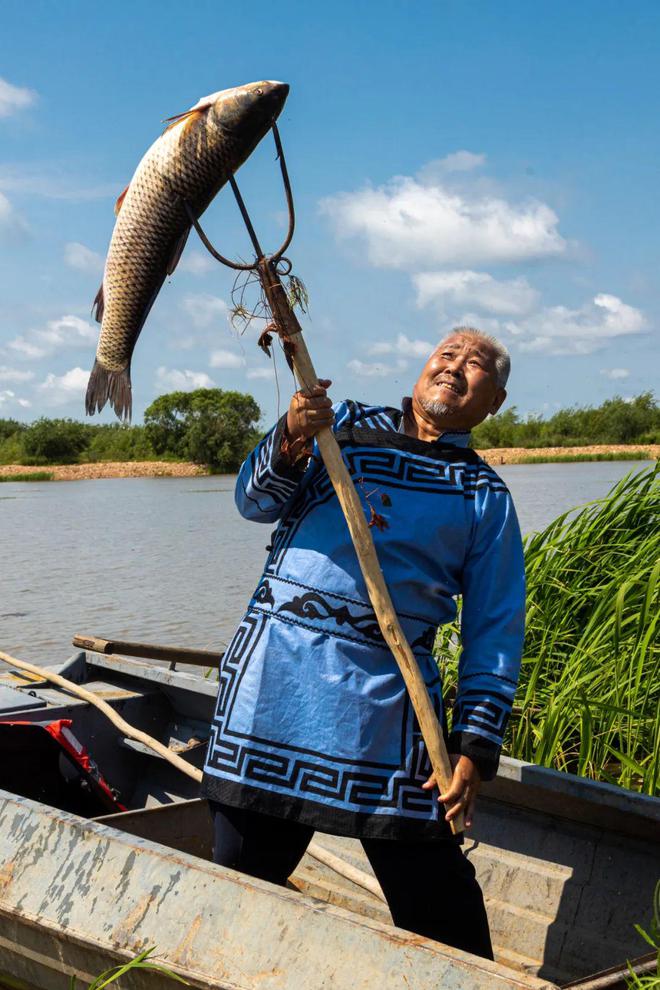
[92,284,104,323]
[163,100,214,134]
[166,225,191,276]
[114,185,130,216]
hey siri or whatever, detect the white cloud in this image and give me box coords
[504,293,646,356]
[7,337,47,359]
[155,367,215,392]
[417,151,486,181]
[320,173,567,269]
[0,77,37,118]
[0,365,34,384]
[39,315,97,347]
[37,367,89,405]
[600,368,631,380]
[8,314,97,361]
[178,251,215,275]
[0,191,29,243]
[414,270,539,317]
[246,367,276,380]
[180,293,229,328]
[0,389,31,409]
[367,333,433,359]
[209,349,245,369]
[64,242,104,273]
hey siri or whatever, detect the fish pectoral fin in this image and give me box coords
[114,185,130,216]
[166,226,192,276]
[92,284,105,323]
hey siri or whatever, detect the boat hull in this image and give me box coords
[0,791,555,990]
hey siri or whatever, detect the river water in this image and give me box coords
[0,460,652,665]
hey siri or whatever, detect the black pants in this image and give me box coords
[209,801,493,959]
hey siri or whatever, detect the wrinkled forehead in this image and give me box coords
[433,333,498,364]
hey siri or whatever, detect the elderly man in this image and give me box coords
[201,326,525,959]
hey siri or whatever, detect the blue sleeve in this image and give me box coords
[234,400,354,523]
[449,481,525,780]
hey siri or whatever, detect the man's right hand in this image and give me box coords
[285,379,335,444]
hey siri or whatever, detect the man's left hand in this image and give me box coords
[421,754,481,828]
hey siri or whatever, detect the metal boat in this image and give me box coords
[0,646,657,990]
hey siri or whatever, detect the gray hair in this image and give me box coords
[440,326,511,389]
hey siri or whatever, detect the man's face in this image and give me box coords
[412,334,507,431]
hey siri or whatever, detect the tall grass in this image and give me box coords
[627,881,660,988]
[516,451,653,464]
[0,471,54,482]
[437,465,659,794]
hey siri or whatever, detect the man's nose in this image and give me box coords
[444,357,465,377]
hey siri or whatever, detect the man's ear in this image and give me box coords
[490,388,507,416]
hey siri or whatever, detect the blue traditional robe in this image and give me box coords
[202,400,525,839]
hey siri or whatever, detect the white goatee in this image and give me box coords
[420,397,453,418]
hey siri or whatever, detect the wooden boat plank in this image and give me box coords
[72,634,223,668]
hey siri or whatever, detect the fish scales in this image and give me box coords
[86,81,289,420]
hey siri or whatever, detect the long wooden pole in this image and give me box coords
[259,261,462,834]
[0,650,385,900]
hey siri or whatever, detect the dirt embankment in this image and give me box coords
[0,461,207,481]
[477,444,659,465]
[0,444,657,481]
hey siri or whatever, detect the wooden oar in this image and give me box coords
[72,634,222,668]
[0,650,385,902]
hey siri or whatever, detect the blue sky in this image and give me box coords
[1,0,659,427]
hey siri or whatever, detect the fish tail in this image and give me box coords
[85,359,132,422]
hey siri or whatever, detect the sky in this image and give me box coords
[1,0,659,428]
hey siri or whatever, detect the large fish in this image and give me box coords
[86,80,289,420]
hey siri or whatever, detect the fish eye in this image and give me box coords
[256,88,264,95]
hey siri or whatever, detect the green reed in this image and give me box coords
[626,881,660,988]
[517,451,653,464]
[0,471,54,482]
[70,946,187,990]
[437,465,659,794]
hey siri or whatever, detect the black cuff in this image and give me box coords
[270,414,310,479]
[447,731,501,782]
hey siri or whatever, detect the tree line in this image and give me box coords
[0,389,262,471]
[471,392,658,448]
[0,390,657,469]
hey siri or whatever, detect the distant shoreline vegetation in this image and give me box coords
[514,450,652,464]
[0,471,54,482]
[470,391,658,448]
[0,390,658,472]
[0,388,262,472]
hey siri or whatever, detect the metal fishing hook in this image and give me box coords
[183,122,295,272]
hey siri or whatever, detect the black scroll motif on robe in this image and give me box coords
[277,591,385,643]
[254,580,275,608]
[410,625,436,654]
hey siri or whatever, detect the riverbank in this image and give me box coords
[477,443,659,465]
[0,461,207,481]
[0,444,657,480]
